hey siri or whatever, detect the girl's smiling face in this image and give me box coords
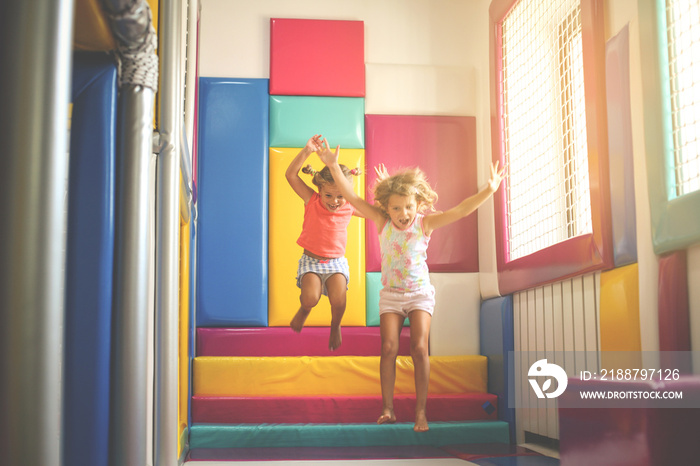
[319,183,347,212]
[386,194,417,230]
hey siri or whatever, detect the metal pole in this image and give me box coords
[100,1,159,465]
[0,0,74,465]
[110,86,154,466]
[155,0,183,463]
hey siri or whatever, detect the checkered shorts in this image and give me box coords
[296,254,350,296]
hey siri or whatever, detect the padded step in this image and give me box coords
[197,326,411,357]
[191,392,499,424]
[189,420,510,448]
[193,355,487,396]
[186,443,545,462]
[187,444,457,461]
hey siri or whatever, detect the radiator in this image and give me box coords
[512,272,601,441]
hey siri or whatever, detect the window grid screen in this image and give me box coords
[667,0,700,197]
[501,0,592,261]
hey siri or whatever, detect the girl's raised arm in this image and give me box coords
[285,134,323,204]
[423,160,506,236]
[318,139,386,226]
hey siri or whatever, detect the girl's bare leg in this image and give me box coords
[325,273,348,350]
[377,312,404,424]
[291,273,322,332]
[408,309,431,432]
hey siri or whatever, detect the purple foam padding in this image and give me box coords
[364,115,478,272]
[196,326,410,357]
[606,25,637,267]
[187,445,452,462]
[64,52,117,466]
[559,377,700,465]
[191,393,499,424]
[658,251,691,371]
[197,78,268,326]
[270,18,364,97]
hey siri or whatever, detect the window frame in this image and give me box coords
[639,0,700,255]
[489,0,613,295]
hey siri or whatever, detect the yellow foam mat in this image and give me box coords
[268,148,366,326]
[600,263,642,369]
[178,220,190,457]
[193,355,487,396]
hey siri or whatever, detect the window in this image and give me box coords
[640,0,700,254]
[490,0,612,294]
[666,0,700,198]
[500,0,592,261]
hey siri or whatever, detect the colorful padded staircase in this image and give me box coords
[188,326,511,460]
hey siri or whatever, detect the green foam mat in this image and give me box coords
[190,421,510,449]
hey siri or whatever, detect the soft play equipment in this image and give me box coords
[599,263,642,369]
[605,25,637,267]
[270,18,364,97]
[196,77,269,326]
[658,251,691,372]
[366,272,408,326]
[191,392,498,424]
[187,445,457,462]
[267,147,366,327]
[364,114,478,272]
[193,355,487,396]
[559,376,700,465]
[479,296,516,444]
[64,52,117,466]
[189,421,509,449]
[196,327,411,357]
[269,96,365,148]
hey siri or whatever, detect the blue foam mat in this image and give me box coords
[64,52,117,466]
[197,78,269,326]
[189,421,510,449]
[480,296,515,443]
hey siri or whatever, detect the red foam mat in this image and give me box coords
[187,445,453,461]
[197,326,411,357]
[191,393,498,424]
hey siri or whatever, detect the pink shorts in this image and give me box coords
[379,286,435,318]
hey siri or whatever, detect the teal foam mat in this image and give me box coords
[190,421,510,449]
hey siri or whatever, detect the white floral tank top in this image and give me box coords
[379,213,431,292]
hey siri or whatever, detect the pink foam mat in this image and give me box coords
[270,18,364,97]
[364,115,478,273]
[196,326,411,357]
[191,393,499,424]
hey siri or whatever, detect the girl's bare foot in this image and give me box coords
[377,408,396,425]
[290,308,310,333]
[329,325,342,351]
[413,410,429,432]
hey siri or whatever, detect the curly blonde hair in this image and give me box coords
[302,164,360,188]
[373,167,438,216]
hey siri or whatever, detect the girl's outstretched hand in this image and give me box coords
[488,160,507,193]
[318,138,340,166]
[374,163,390,182]
[305,134,323,153]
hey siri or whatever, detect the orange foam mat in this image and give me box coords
[193,355,487,396]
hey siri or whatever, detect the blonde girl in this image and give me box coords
[319,138,506,432]
[285,134,362,350]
